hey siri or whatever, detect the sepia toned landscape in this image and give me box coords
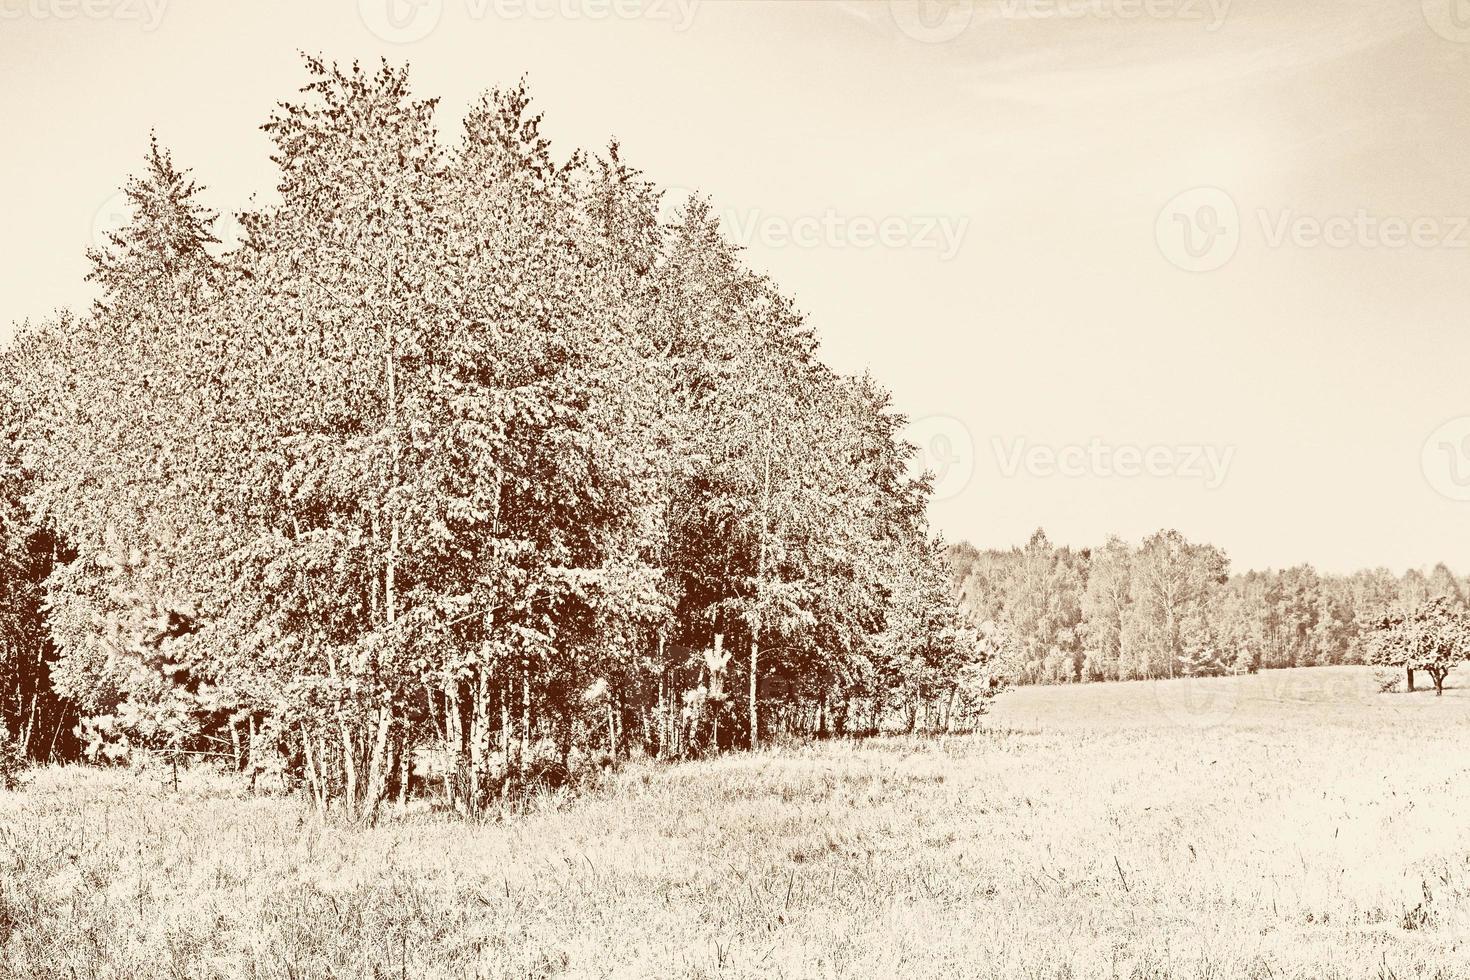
[4,1,1470,978]
[2,668,1468,978]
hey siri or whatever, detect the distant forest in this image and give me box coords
[949,529,1469,685]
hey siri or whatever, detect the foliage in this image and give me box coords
[1367,596,1470,695]
[0,57,992,818]
[953,532,1470,686]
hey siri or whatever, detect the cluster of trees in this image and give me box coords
[951,529,1470,685]
[0,60,997,819]
[1367,597,1470,696]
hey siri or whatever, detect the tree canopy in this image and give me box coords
[1367,596,1470,696]
[0,58,998,820]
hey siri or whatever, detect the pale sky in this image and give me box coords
[3,0,1468,574]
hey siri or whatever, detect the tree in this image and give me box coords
[1123,530,1227,679]
[1215,572,1268,673]
[1368,596,1470,696]
[10,134,228,767]
[3,57,1000,809]
[874,534,991,732]
[999,530,1083,684]
[1081,536,1130,682]
[0,386,73,759]
[1427,563,1464,609]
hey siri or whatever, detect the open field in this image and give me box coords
[3,666,1470,979]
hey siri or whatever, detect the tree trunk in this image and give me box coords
[229,716,243,772]
[558,701,573,771]
[18,694,37,757]
[338,721,359,821]
[711,632,723,753]
[1406,667,1416,692]
[448,680,466,811]
[468,663,491,812]
[360,705,393,824]
[360,510,400,824]
[751,419,773,752]
[519,662,531,771]
[302,730,327,816]
[656,662,667,759]
[606,701,617,759]
[612,684,627,760]
[356,260,402,826]
[397,732,410,806]
[500,673,511,771]
[749,636,759,750]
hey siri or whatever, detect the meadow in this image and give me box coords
[2,666,1469,979]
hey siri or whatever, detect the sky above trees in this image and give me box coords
[3,0,1467,574]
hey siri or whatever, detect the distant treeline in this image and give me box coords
[0,59,996,821]
[950,530,1468,685]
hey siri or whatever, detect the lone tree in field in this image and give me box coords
[1368,596,1470,696]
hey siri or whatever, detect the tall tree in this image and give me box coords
[1081,536,1130,681]
[1123,530,1228,679]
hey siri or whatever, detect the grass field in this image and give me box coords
[3,666,1470,979]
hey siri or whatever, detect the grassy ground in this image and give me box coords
[3,666,1469,978]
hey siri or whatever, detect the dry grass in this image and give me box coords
[3,666,1470,978]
